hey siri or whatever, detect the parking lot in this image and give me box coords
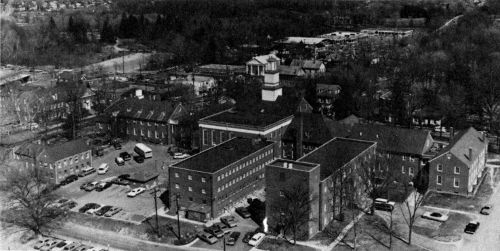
[56,140,177,223]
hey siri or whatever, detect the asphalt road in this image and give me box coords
[460,184,500,251]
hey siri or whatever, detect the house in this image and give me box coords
[14,139,92,184]
[428,127,488,196]
[278,65,305,87]
[266,137,377,239]
[183,74,216,97]
[198,96,312,150]
[99,98,188,145]
[169,137,278,222]
[290,59,326,78]
[246,54,280,76]
[316,84,341,117]
[348,124,434,184]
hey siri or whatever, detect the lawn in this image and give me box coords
[258,238,319,251]
[413,212,472,242]
[310,208,357,245]
[423,171,493,213]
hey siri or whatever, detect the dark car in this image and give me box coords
[95,182,112,192]
[242,232,253,243]
[83,181,99,192]
[227,231,240,246]
[221,216,237,228]
[134,155,144,163]
[197,232,217,244]
[78,203,100,213]
[480,205,493,215]
[119,152,131,161]
[113,143,122,150]
[235,207,251,218]
[204,225,224,238]
[112,177,130,186]
[61,201,77,210]
[464,221,480,234]
[213,222,230,234]
[60,175,78,185]
[118,174,130,179]
[80,182,91,190]
[95,205,113,216]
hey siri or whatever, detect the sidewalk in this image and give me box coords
[324,212,365,251]
[422,205,479,219]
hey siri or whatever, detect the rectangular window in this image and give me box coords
[202,189,206,194]
[202,177,206,183]
[279,191,284,197]
[175,184,180,189]
[188,175,192,180]
[454,178,459,188]
[436,175,442,185]
[437,164,443,172]
[409,167,414,176]
[202,129,208,145]
[401,166,405,174]
[211,131,215,145]
[188,186,192,192]
[454,166,460,174]
[402,155,406,161]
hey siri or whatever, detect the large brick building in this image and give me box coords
[14,139,92,184]
[428,127,487,196]
[169,137,278,222]
[98,98,188,145]
[266,137,377,240]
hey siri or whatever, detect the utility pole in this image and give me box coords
[151,187,160,237]
[176,193,181,240]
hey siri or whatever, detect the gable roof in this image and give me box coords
[290,59,324,69]
[278,65,305,76]
[105,98,180,123]
[247,54,280,65]
[430,127,487,165]
[43,139,90,162]
[348,124,432,156]
[15,143,45,158]
[282,113,335,145]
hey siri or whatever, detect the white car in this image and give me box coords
[173,153,190,159]
[51,241,72,251]
[127,187,145,197]
[248,232,265,246]
[97,163,109,175]
[86,205,103,215]
[422,211,449,222]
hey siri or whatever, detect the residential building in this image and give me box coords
[290,59,326,77]
[348,124,434,183]
[266,137,377,239]
[169,137,278,222]
[198,96,312,150]
[14,139,92,184]
[278,65,305,87]
[316,84,341,117]
[428,127,488,196]
[99,98,188,145]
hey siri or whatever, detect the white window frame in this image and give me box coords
[202,189,206,194]
[188,186,192,192]
[175,184,180,189]
[454,166,460,174]
[454,178,459,188]
[175,172,179,178]
[202,177,206,183]
[401,165,405,174]
[409,167,414,176]
[437,164,443,172]
[188,175,192,180]
[436,175,442,185]
[202,129,208,145]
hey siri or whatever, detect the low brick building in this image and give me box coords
[169,137,278,222]
[266,137,377,240]
[428,127,488,196]
[14,139,92,184]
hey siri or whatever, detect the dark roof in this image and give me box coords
[200,96,311,128]
[44,139,91,162]
[173,138,274,173]
[282,113,335,145]
[278,65,304,76]
[105,98,179,122]
[431,127,487,165]
[348,124,431,155]
[127,171,159,183]
[15,143,45,158]
[299,138,376,180]
[290,59,324,69]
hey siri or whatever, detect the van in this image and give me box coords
[79,166,96,177]
[97,163,109,175]
[374,198,395,212]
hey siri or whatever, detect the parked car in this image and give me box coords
[373,198,395,212]
[73,244,93,251]
[112,177,130,186]
[95,182,112,192]
[60,175,78,185]
[60,201,77,210]
[235,207,251,218]
[79,166,96,177]
[86,204,102,215]
[197,232,218,244]
[79,203,100,213]
[422,211,449,222]
[204,225,224,238]
[134,155,144,163]
[113,142,122,150]
[248,232,265,246]
[464,221,480,234]
[227,231,240,246]
[214,222,231,234]
[34,238,55,249]
[39,239,62,251]
[221,216,237,228]
[480,205,493,215]
[97,163,109,175]
[118,174,130,179]
[127,187,145,197]
[51,198,69,208]
[63,242,81,251]
[51,241,72,251]
[115,157,125,166]
[242,232,253,243]
[119,152,131,161]
[104,207,122,217]
[173,153,190,159]
[95,205,113,216]
[83,181,99,192]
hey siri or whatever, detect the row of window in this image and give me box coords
[127,127,166,139]
[217,149,273,182]
[173,184,207,194]
[173,172,207,183]
[436,164,461,174]
[54,152,90,169]
[436,175,460,188]
[217,164,266,193]
[401,166,414,176]
[202,129,234,146]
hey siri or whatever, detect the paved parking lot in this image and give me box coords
[191,212,259,251]
[56,140,178,223]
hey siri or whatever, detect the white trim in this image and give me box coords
[199,118,292,135]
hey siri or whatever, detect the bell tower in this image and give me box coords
[262,56,282,101]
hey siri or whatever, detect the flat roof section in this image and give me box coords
[172,137,274,173]
[268,159,319,172]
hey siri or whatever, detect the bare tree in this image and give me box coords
[359,155,397,215]
[272,184,317,245]
[398,181,425,245]
[0,165,63,236]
